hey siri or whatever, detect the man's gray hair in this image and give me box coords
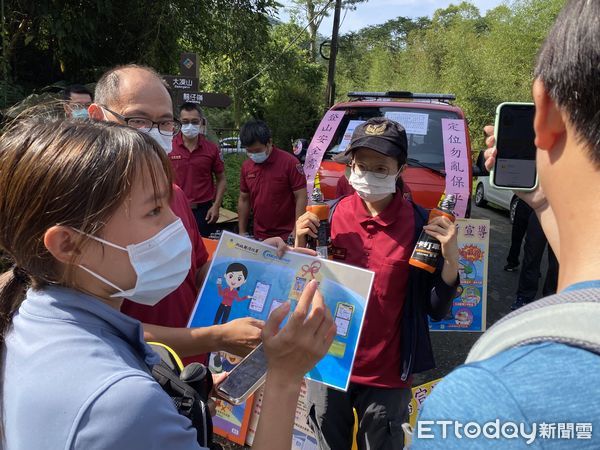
[94,64,169,107]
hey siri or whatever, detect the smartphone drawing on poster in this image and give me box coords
[249,281,271,313]
[268,299,286,317]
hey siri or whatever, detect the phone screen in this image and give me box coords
[493,104,537,189]
[218,344,267,403]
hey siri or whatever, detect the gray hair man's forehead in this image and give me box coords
[94,64,169,107]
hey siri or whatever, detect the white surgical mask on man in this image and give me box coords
[181,124,201,139]
[144,127,174,154]
[76,219,192,306]
[349,168,399,202]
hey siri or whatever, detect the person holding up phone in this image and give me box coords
[491,103,559,308]
[0,118,335,450]
[490,103,538,192]
[412,1,600,446]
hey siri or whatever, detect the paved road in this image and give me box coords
[413,203,552,385]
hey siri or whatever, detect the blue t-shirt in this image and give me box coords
[412,283,600,448]
[3,286,203,450]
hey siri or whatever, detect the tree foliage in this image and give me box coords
[1,0,566,152]
[334,0,565,149]
[287,0,367,61]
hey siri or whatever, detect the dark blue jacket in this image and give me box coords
[400,202,458,381]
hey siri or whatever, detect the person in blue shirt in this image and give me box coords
[413,0,600,447]
[0,118,335,450]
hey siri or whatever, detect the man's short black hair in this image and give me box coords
[240,119,272,147]
[179,102,204,117]
[534,0,600,164]
[63,84,93,101]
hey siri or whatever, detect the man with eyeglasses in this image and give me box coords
[88,64,265,363]
[170,102,226,237]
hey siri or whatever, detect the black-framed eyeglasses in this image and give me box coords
[101,105,181,136]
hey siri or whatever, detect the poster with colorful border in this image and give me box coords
[188,231,375,392]
[429,218,490,332]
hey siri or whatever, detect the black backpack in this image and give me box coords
[149,343,222,450]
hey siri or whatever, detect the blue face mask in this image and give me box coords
[248,151,268,164]
[71,108,89,120]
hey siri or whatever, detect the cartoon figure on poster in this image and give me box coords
[214,263,252,325]
[210,350,242,374]
[459,257,477,280]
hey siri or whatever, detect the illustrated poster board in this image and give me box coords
[429,219,490,332]
[188,231,375,392]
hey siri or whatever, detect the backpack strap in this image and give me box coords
[466,288,600,363]
[148,342,216,449]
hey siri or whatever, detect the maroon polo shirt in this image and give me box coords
[240,147,306,240]
[335,174,355,198]
[330,192,415,388]
[169,134,225,204]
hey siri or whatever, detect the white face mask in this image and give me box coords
[77,219,192,306]
[143,127,174,154]
[349,169,398,202]
[181,124,201,139]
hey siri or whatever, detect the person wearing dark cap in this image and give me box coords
[296,117,459,450]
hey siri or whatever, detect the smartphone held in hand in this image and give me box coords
[216,343,267,405]
[491,102,538,191]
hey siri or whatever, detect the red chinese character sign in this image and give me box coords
[429,218,490,332]
[303,111,345,199]
[441,119,470,218]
